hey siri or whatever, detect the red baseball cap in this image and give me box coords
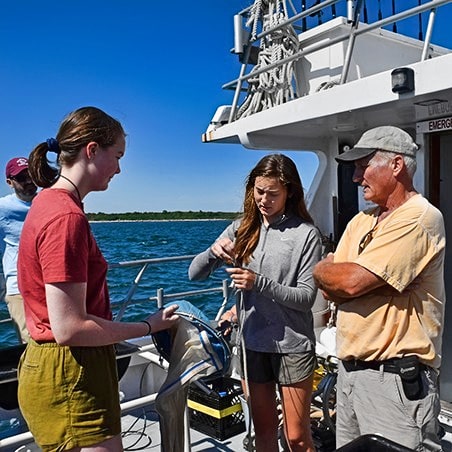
[5,157,29,178]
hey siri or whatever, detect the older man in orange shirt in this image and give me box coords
[313,126,445,451]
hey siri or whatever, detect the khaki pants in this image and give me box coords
[5,293,29,343]
[336,360,441,451]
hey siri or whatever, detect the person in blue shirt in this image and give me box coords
[0,157,37,343]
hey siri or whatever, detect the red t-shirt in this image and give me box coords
[18,189,112,341]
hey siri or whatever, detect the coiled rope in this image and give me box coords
[237,0,300,119]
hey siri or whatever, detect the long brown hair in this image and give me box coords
[28,106,125,188]
[234,153,313,265]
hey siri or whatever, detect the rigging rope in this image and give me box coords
[236,0,300,119]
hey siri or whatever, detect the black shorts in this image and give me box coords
[240,348,316,385]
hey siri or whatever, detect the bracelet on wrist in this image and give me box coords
[141,320,152,335]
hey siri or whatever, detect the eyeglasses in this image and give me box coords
[9,173,31,184]
[358,226,376,255]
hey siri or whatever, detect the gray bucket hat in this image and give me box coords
[335,126,418,162]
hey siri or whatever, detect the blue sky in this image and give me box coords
[0,1,451,213]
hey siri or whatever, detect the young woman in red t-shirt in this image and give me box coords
[17,106,179,451]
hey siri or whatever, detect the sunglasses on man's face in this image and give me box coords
[358,230,373,255]
[358,224,378,255]
[9,172,31,184]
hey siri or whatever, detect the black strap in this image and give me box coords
[342,357,425,374]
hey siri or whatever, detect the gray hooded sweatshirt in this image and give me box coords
[188,214,322,353]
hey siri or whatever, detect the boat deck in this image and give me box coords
[121,408,250,452]
[1,407,251,452]
[3,338,452,451]
[5,404,452,452]
[7,416,452,452]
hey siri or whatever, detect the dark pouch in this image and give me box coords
[396,356,422,400]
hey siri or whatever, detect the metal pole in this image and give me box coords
[421,8,437,61]
[229,43,251,123]
[340,0,363,84]
[214,279,232,321]
[115,263,149,321]
[157,287,164,309]
[346,0,354,22]
[184,405,192,451]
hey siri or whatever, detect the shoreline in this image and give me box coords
[89,218,234,223]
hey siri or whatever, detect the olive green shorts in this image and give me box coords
[18,340,121,451]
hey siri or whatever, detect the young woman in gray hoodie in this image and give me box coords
[189,153,322,452]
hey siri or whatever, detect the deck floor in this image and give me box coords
[1,406,252,452]
[121,408,250,452]
[4,404,452,451]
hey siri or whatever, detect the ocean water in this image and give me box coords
[0,219,233,348]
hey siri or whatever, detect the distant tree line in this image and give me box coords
[85,210,241,222]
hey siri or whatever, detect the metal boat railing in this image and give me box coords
[0,254,233,333]
[110,254,232,322]
[227,0,452,122]
[0,255,232,451]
